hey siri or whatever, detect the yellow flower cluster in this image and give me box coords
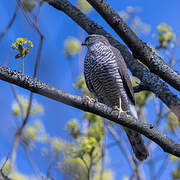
[52,137,66,152]
[11,37,33,60]
[156,23,175,49]
[11,38,33,50]
[64,37,81,57]
[12,95,43,118]
[77,0,92,13]
[25,126,37,140]
[22,0,37,12]
[79,137,97,152]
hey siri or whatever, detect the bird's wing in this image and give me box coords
[111,46,135,105]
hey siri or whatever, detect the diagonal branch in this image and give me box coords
[0,66,180,158]
[47,0,180,120]
[85,0,180,92]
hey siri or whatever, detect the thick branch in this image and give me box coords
[47,0,180,120]
[86,0,180,91]
[0,66,180,158]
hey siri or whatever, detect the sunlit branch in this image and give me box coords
[0,66,180,158]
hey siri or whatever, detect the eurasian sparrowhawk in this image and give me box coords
[82,34,149,161]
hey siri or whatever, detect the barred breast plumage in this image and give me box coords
[83,34,149,161]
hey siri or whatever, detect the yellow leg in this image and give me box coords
[86,96,96,103]
[114,98,129,118]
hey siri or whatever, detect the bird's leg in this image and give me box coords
[114,97,129,118]
[86,96,96,103]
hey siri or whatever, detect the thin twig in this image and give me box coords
[10,133,20,173]
[100,122,105,180]
[106,124,142,180]
[0,6,19,40]
[169,32,180,66]
[107,124,136,170]
[10,85,25,121]
[23,146,41,178]
[16,0,43,36]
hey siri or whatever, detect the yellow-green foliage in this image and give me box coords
[172,165,180,179]
[131,76,151,110]
[22,120,46,146]
[59,157,87,180]
[11,171,30,180]
[75,75,91,96]
[167,110,180,131]
[135,91,152,110]
[79,136,97,153]
[156,23,175,49]
[170,155,180,162]
[64,37,81,57]
[12,95,43,118]
[22,0,37,12]
[1,159,10,176]
[84,112,105,141]
[66,119,81,139]
[51,137,67,153]
[77,0,93,13]
[11,38,33,59]
[94,169,114,180]
[25,126,37,140]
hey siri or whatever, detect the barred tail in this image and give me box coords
[124,102,149,161]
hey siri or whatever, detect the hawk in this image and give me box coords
[82,34,149,161]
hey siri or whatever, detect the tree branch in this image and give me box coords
[47,0,180,120]
[0,66,180,158]
[85,0,180,92]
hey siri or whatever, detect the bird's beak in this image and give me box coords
[81,41,86,46]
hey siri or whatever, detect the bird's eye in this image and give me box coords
[85,36,91,42]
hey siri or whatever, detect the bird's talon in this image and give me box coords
[86,96,96,103]
[114,106,128,118]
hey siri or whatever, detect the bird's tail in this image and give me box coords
[124,103,149,161]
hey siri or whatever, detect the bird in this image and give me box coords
[82,34,149,161]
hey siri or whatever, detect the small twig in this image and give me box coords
[22,56,24,74]
[0,6,19,41]
[169,32,180,66]
[3,54,11,67]
[16,0,43,36]
[156,154,169,178]
[99,123,105,180]
[80,156,89,175]
[10,85,25,121]
[87,148,94,180]
[107,124,141,180]
[24,146,41,178]
[10,133,20,173]
[148,158,156,180]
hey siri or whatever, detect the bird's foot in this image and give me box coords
[86,96,96,103]
[114,106,129,118]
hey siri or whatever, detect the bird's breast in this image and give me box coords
[84,48,124,107]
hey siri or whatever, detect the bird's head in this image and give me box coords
[81,34,110,48]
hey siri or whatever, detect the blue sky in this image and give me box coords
[0,0,180,179]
